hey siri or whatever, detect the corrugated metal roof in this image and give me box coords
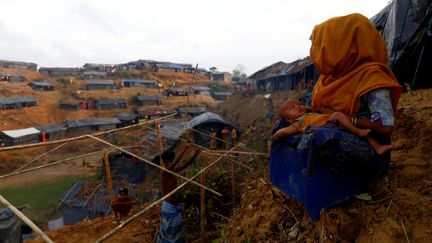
[123,79,156,84]
[192,86,211,91]
[29,81,55,87]
[66,118,121,128]
[95,98,126,104]
[176,106,207,113]
[213,91,232,96]
[37,124,64,133]
[116,113,138,121]
[0,96,37,105]
[86,80,114,85]
[1,127,40,138]
[136,96,160,101]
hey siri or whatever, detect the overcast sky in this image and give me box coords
[0,0,391,74]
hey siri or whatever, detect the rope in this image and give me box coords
[86,135,222,197]
[94,144,239,243]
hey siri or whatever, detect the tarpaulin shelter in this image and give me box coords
[0,127,40,146]
[28,81,55,91]
[94,98,127,110]
[142,112,239,156]
[123,79,156,88]
[85,80,115,90]
[0,96,37,110]
[135,96,161,106]
[0,208,23,243]
[371,0,432,89]
[102,152,146,184]
[60,181,137,225]
[176,106,207,118]
[134,106,177,120]
[37,124,65,141]
[66,118,121,134]
[212,91,232,100]
[115,113,139,127]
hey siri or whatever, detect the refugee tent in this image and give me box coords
[115,113,139,127]
[0,127,40,146]
[192,86,211,95]
[0,208,26,243]
[0,72,26,83]
[37,124,65,141]
[371,0,432,89]
[142,112,239,158]
[60,181,138,225]
[101,152,146,184]
[135,96,161,106]
[28,81,55,91]
[66,118,121,134]
[164,87,189,96]
[176,106,207,118]
[0,96,37,110]
[212,91,232,100]
[123,79,156,88]
[134,106,177,120]
[59,100,87,110]
[85,81,116,90]
[94,98,127,109]
[83,71,107,80]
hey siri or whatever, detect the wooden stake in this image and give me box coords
[87,135,222,196]
[0,195,54,243]
[95,144,240,243]
[103,153,115,202]
[156,121,165,168]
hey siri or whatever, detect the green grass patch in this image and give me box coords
[0,175,95,225]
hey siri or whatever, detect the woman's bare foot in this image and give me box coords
[375,144,394,155]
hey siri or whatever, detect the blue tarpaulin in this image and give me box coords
[270,119,390,220]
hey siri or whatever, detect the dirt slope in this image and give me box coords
[226,89,432,242]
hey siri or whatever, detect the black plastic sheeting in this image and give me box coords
[371,0,432,89]
[0,208,23,243]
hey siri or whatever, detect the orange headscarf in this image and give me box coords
[310,13,402,117]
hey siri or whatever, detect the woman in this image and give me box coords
[270,13,402,220]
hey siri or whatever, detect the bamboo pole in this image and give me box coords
[0,113,177,152]
[86,135,222,197]
[0,150,106,180]
[95,144,239,243]
[103,153,115,202]
[14,142,70,172]
[0,195,54,243]
[156,121,165,168]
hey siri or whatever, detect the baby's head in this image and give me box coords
[278,99,307,122]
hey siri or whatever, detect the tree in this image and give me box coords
[209,67,217,73]
[232,64,246,78]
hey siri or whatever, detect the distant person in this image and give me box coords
[156,143,201,243]
[209,129,217,150]
[273,99,394,155]
[221,126,231,149]
[231,128,238,144]
[266,98,275,122]
[112,187,134,224]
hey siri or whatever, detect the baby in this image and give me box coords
[272,99,393,155]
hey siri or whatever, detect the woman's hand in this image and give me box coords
[355,118,394,136]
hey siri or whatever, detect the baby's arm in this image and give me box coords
[272,121,301,140]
